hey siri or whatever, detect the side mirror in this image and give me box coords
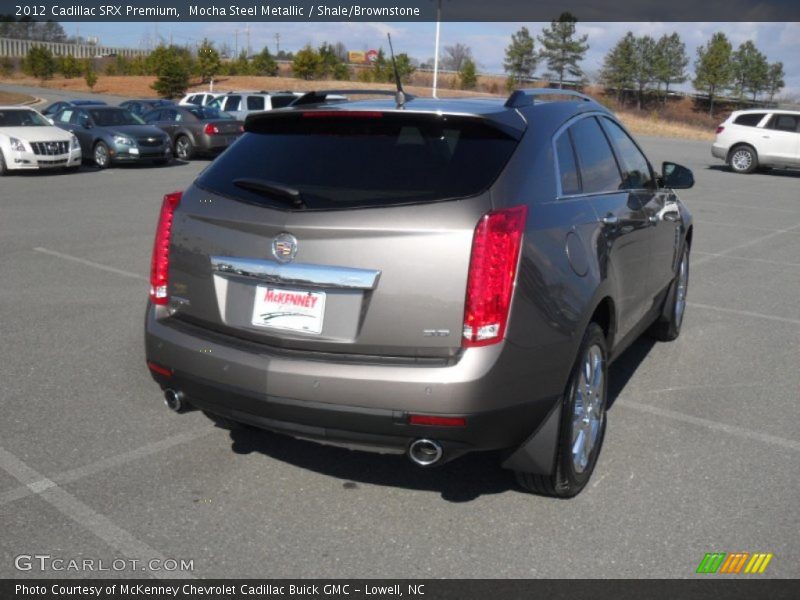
[47,117,54,125]
[662,162,694,189]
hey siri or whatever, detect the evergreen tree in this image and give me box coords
[58,54,81,79]
[84,64,97,91]
[151,53,190,98]
[196,39,221,83]
[731,41,769,102]
[653,33,688,104]
[459,58,478,90]
[292,45,322,80]
[22,45,56,81]
[537,12,589,89]
[600,33,637,105]
[693,32,734,116]
[764,62,785,104]
[252,46,278,76]
[504,27,537,83]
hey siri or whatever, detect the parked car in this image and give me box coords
[119,99,176,117]
[712,109,800,173]
[145,89,694,497]
[178,92,224,107]
[51,106,171,168]
[41,99,107,117]
[0,106,82,174]
[206,91,303,119]
[142,105,243,160]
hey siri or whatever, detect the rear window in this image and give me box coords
[734,113,766,127]
[196,113,520,210]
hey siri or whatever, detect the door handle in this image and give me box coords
[602,215,619,225]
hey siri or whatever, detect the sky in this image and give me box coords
[72,21,800,98]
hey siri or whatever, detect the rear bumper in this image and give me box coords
[711,144,728,160]
[144,305,562,458]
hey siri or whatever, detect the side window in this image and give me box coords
[55,109,72,123]
[270,95,295,109]
[569,117,623,194]
[73,111,88,126]
[225,96,242,111]
[555,131,581,196]
[600,118,654,190]
[733,113,766,127]
[766,114,799,132]
[247,96,265,110]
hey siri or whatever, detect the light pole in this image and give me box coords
[432,0,442,98]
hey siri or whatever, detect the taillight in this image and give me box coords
[146,361,173,377]
[204,123,220,135]
[716,125,725,134]
[238,124,244,133]
[409,414,466,427]
[149,191,182,305]
[462,206,528,347]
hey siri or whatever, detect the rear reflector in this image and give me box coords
[462,205,528,347]
[302,111,383,119]
[716,125,725,134]
[149,191,182,305]
[146,361,173,377]
[409,415,466,427]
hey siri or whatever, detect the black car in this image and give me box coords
[51,106,171,168]
[144,88,694,497]
[41,99,107,117]
[119,99,176,117]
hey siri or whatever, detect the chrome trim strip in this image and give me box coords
[210,256,381,290]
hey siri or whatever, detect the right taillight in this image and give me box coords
[462,205,528,347]
[716,125,725,134]
[149,191,182,305]
[204,123,220,135]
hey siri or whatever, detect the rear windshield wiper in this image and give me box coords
[233,178,306,208]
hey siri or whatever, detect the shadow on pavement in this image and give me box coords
[221,336,658,502]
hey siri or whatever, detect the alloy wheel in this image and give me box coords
[571,344,605,474]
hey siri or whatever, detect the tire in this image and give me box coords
[649,244,689,342]
[93,141,111,169]
[728,145,757,174]
[515,323,608,498]
[174,135,194,160]
[0,151,7,176]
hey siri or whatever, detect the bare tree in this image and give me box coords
[441,43,473,72]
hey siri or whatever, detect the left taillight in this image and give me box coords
[149,191,182,305]
[462,205,528,347]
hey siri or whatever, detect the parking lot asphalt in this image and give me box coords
[1,86,799,579]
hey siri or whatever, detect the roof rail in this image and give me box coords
[290,89,416,107]
[505,88,595,108]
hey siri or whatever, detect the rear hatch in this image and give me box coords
[167,108,521,358]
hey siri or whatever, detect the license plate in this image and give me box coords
[225,136,238,144]
[251,286,325,334]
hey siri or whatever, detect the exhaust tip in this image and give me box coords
[164,389,187,413]
[408,439,443,467]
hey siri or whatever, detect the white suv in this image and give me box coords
[206,91,303,119]
[712,109,800,173]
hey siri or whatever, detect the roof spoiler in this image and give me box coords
[290,89,416,107]
[505,88,596,108]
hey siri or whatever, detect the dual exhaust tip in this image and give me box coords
[164,389,444,467]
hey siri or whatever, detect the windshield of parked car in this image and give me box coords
[197,112,520,209]
[186,106,234,120]
[0,109,51,127]
[89,109,145,126]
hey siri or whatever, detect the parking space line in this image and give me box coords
[692,220,800,234]
[0,445,193,579]
[33,247,147,281]
[693,222,800,266]
[695,199,800,214]
[618,401,800,453]
[693,252,800,269]
[687,302,800,326]
[0,428,212,508]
